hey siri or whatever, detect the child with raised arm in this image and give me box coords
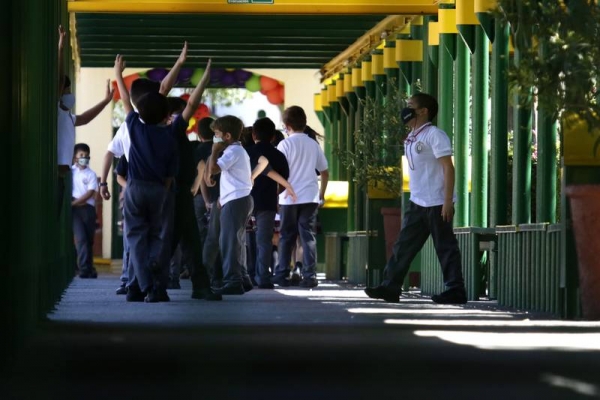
[114,54,178,303]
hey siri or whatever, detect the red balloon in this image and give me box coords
[112,81,120,102]
[112,73,140,101]
[260,76,279,92]
[266,88,283,105]
[278,85,285,103]
[180,93,190,101]
[193,103,210,120]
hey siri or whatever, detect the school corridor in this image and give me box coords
[3,272,600,399]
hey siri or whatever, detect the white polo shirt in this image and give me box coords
[57,105,77,165]
[276,132,328,205]
[216,143,252,206]
[107,121,131,160]
[71,165,99,207]
[404,123,456,207]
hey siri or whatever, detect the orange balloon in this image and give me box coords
[278,85,285,103]
[260,76,279,92]
[123,73,140,91]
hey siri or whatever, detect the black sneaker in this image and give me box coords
[272,276,291,287]
[191,288,223,301]
[431,288,467,304]
[144,288,161,303]
[242,277,254,292]
[116,283,128,295]
[290,272,302,286]
[214,284,245,295]
[258,282,275,289]
[364,286,401,303]
[126,285,146,302]
[299,277,318,288]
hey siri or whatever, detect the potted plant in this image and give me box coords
[497,0,600,319]
[336,79,410,259]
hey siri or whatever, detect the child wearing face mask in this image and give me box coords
[71,143,99,279]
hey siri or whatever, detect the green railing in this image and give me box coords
[421,227,496,301]
[496,224,562,315]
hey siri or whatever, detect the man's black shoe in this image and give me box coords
[290,272,301,286]
[242,277,254,292]
[364,286,401,303]
[258,282,275,289]
[214,284,245,295]
[144,288,161,303]
[191,288,223,301]
[158,289,170,302]
[126,286,145,302]
[116,283,128,295]
[272,276,291,287]
[299,277,318,288]
[431,288,467,304]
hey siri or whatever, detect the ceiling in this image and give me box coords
[74,13,390,70]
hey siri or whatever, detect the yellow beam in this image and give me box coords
[68,0,439,15]
[321,15,416,81]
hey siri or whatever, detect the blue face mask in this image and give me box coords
[77,157,90,166]
[61,94,75,110]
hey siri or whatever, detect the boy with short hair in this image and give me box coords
[206,116,254,295]
[71,143,99,279]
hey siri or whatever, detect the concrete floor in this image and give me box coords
[4,274,600,399]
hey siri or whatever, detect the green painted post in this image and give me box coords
[438,33,455,139]
[490,19,509,227]
[328,93,340,181]
[454,36,470,227]
[410,20,424,93]
[471,25,490,228]
[346,84,357,231]
[423,16,439,97]
[355,82,368,231]
[536,47,558,223]
[512,47,533,224]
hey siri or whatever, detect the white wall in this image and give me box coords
[75,67,324,259]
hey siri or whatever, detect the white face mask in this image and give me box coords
[61,94,76,110]
[213,136,224,144]
[77,157,90,166]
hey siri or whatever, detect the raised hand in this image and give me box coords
[114,54,126,75]
[177,41,188,65]
[58,25,66,50]
[104,79,115,102]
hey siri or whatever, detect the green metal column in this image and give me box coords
[423,16,439,97]
[410,17,424,92]
[438,6,455,138]
[453,35,470,227]
[490,19,509,227]
[327,82,340,181]
[536,41,558,223]
[512,47,533,224]
[321,87,332,181]
[471,25,490,227]
[345,71,358,231]
[336,76,349,182]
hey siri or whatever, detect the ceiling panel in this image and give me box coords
[74,13,388,69]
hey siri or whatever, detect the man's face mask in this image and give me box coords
[61,93,76,110]
[77,157,90,167]
[400,107,417,125]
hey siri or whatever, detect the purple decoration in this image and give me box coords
[210,68,225,84]
[176,68,194,85]
[220,73,235,87]
[146,68,168,82]
[234,69,252,82]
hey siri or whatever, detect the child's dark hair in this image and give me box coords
[282,106,307,132]
[167,97,187,115]
[211,115,244,140]
[136,92,169,125]
[131,78,161,108]
[197,117,215,140]
[411,93,439,121]
[74,143,90,155]
[253,117,276,143]
[303,125,323,142]
[241,126,254,147]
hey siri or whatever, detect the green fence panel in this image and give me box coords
[346,231,368,284]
